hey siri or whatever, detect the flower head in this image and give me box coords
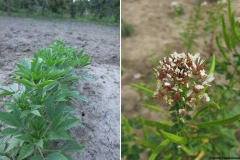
[153,52,214,109]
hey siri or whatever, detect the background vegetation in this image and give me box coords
[0,0,120,23]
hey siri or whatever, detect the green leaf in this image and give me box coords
[0,91,15,97]
[131,84,154,96]
[35,139,43,148]
[133,136,157,150]
[159,130,188,144]
[30,155,43,160]
[134,118,172,129]
[148,139,171,160]
[141,104,169,117]
[81,71,95,81]
[209,54,215,74]
[222,15,231,50]
[15,134,34,143]
[1,128,19,135]
[17,144,34,160]
[5,137,20,152]
[36,80,55,88]
[226,72,233,80]
[0,111,20,127]
[46,152,68,160]
[58,140,85,153]
[193,101,220,120]
[50,114,64,131]
[47,132,72,140]
[0,86,13,92]
[197,113,240,128]
[1,157,11,160]
[10,78,34,87]
[216,36,228,61]
[57,118,79,131]
[31,110,41,116]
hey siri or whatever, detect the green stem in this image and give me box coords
[38,147,44,158]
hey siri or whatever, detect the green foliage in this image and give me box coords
[121,20,134,37]
[122,1,240,159]
[0,39,91,159]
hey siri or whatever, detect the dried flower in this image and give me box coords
[153,52,214,109]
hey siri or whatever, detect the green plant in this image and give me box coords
[121,1,240,159]
[121,19,134,37]
[0,39,93,160]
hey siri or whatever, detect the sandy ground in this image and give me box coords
[0,17,120,160]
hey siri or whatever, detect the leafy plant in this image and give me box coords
[0,39,93,160]
[121,1,240,159]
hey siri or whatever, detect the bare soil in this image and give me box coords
[0,16,120,160]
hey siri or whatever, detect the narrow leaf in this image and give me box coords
[131,84,154,96]
[10,78,34,87]
[197,113,240,128]
[36,80,55,88]
[222,15,231,50]
[216,36,228,61]
[193,101,220,120]
[141,104,169,117]
[134,118,172,129]
[148,139,171,160]
[57,118,79,131]
[133,136,157,150]
[160,130,188,144]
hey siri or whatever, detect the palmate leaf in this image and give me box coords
[15,134,34,143]
[159,130,188,145]
[197,113,240,128]
[1,128,19,136]
[46,152,68,160]
[17,144,34,160]
[57,140,85,153]
[47,131,72,140]
[57,118,79,131]
[50,114,64,131]
[0,111,20,127]
[148,139,171,160]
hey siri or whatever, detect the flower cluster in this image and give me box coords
[152,52,214,114]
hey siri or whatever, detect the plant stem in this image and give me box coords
[38,147,44,158]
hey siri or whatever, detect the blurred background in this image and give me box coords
[121,0,240,159]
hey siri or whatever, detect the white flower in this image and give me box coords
[217,0,227,4]
[188,53,200,69]
[186,90,193,97]
[172,86,178,91]
[195,85,204,90]
[167,74,172,78]
[178,109,185,114]
[199,93,210,101]
[200,69,206,76]
[201,1,208,7]
[202,73,214,85]
[164,82,171,86]
[171,1,179,8]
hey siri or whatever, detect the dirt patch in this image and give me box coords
[0,17,120,160]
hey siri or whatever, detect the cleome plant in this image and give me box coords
[122,0,240,159]
[0,39,93,160]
